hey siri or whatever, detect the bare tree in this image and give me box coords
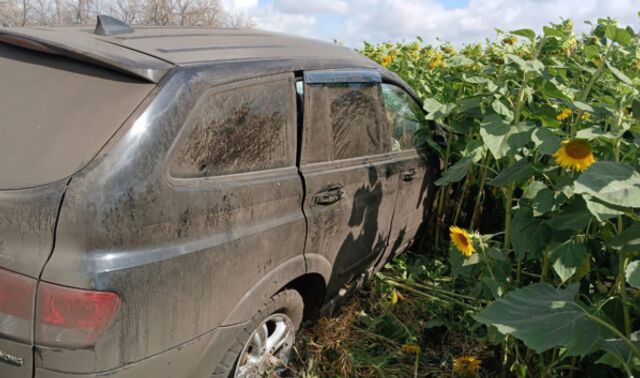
[224,11,255,29]
[0,0,247,28]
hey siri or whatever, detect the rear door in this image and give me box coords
[381,83,430,256]
[299,69,398,302]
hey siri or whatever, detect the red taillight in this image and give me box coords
[0,268,37,342]
[36,283,120,348]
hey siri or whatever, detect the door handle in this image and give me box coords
[313,185,344,205]
[400,168,417,181]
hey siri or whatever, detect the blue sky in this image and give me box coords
[221,0,639,47]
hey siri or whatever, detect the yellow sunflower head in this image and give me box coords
[554,139,596,172]
[381,55,393,66]
[449,226,475,256]
[453,356,481,377]
[401,343,421,354]
[556,107,572,121]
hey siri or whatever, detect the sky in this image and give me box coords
[220,0,640,48]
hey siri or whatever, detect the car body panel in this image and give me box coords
[0,181,66,278]
[0,337,33,378]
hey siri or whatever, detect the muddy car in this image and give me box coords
[0,15,437,378]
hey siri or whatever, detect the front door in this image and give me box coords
[381,83,432,257]
[298,69,398,302]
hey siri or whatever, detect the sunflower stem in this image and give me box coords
[540,249,550,283]
[435,126,454,251]
[470,154,490,230]
[503,184,515,250]
[569,44,612,137]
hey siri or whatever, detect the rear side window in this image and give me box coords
[381,84,425,151]
[169,75,296,178]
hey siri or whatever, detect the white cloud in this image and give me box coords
[222,0,640,47]
[341,0,640,47]
[273,0,350,15]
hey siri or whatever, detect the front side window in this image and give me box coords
[319,83,387,160]
[381,84,425,151]
[169,76,295,178]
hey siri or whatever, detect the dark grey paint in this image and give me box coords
[0,27,436,377]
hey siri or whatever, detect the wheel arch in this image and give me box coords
[221,253,332,326]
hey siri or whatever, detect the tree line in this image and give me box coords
[0,0,255,28]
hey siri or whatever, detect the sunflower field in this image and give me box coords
[294,16,640,378]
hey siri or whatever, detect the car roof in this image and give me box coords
[0,24,375,83]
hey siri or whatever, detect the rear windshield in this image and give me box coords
[0,43,155,189]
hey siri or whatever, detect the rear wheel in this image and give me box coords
[214,289,304,378]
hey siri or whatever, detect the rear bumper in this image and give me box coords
[0,337,33,378]
[34,323,244,378]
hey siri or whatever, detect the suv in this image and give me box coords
[0,16,437,378]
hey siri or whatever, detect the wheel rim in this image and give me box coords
[235,313,295,378]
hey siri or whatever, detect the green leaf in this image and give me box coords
[511,207,550,260]
[506,54,544,73]
[605,61,633,86]
[523,181,556,216]
[480,115,533,159]
[596,335,640,375]
[492,99,514,122]
[449,247,479,278]
[532,127,561,155]
[461,139,487,163]
[576,126,621,141]
[608,223,640,254]
[574,162,640,208]
[548,240,588,283]
[435,158,472,186]
[510,28,536,42]
[584,45,600,59]
[489,159,534,187]
[584,195,624,221]
[544,197,591,232]
[423,98,456,120]
[573,101,594,113]
[459,96,483,113]
[474,283,612,356]
[605,26,633,46]
[625,261,640,290]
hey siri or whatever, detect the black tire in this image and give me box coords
[212,289,304,378]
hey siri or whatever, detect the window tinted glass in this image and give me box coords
[326,83,387,160]
[382,84,425,151]
[170,77,294,178]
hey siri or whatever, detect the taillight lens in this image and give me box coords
[0,268,37,342]
[36,283,120,348]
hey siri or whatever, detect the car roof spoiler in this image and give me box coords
[0,27,172,83]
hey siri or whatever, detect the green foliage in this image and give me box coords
[474,283,610,356]
[360,15,640,377]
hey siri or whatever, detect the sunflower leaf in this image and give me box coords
[625,261,640,290]
[480,115,534,159]
[435,158,472,186]
[474,283,613,356]
[548,240,588,283]
[574,162,640,208]
[511,207,550,260]
[489,159,534,187]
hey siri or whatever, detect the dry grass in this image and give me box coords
[290,257,498,377]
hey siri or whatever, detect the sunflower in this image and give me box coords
[381,55,393,66]
[453,356,481,377]
[556,107,572,121]
[449,226,475,256]
[401,344,421,354]
[554,139,596,172]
